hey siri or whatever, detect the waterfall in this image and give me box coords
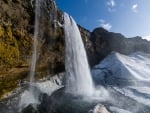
[29,0,41,85]
[63,13,94,96]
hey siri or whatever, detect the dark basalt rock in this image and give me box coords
[90,27,150,65]
[78,25,97,67]
[37,87,96,113]
[22,104,39,113]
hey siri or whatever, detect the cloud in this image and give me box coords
[101,23,112,30]
[132,4,138,13]
[107,0,115,7]
[107,0,116,12]
[142,35,150,41]
[97,19,112,31]
[98,19,105,23]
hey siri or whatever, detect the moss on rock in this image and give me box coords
[0,25,20,67]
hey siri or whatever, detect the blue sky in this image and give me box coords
[56,0,150,38]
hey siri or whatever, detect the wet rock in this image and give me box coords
[88,104,110,113]
[87,110,94,113]
[79,25,97,67]
[94,104,110,113]
[22,104,39,113]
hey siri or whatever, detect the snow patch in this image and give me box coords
[92,52,150,82]
[19,90,39,110]
[110,106,132,113]
[142,35,150,41]
[113,86,150,106]
[36,80,63,95]
[19,80,63,110]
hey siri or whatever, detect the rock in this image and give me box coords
[0,0,95,98]
[90,27,150,65]
[0,0,65,98]
[22,104,39,113]
[87,104,110,113]
[0,0,65,73]
[79,25,97,67]
[87,110,94,113]
[93,104,110,113]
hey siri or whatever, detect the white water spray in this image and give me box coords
[29,0,41,85]
[64,13,94,96]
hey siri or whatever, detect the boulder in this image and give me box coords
[22,104,39,113]
[87,104,110,113]
[94,104,110,113]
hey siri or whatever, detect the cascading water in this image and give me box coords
[64,13,94,96]
[29,0,41,85]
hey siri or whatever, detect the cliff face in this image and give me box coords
[0,0,96,73]
[0,0,34,98]
[0,1,65,70]
[0,0,33,68]
[78,25,97,67]
[90,27,150,64]
[0,0,93,98]
[0,0,63,98]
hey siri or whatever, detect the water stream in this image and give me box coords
[29,0,41,85]
[63,13,94,96]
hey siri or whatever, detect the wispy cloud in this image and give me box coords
[107,0,115,7]
[97,19,112,31]
[107,0,116,12]
[142,35,150,41]
[101,23,112,30]
[132,4,138,13]
[99,19,105,23]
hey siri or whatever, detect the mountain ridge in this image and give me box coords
[92,51,150,86]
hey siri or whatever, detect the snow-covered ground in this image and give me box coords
[92,52,150,82]
[92,51,150,111]
[142,35,150,41]
[113,86,150,106]
[19,80,63,110]
[109,106,132,113]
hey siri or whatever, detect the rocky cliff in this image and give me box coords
[0,0,64,98]
[0,0,94,98]
[90,27,150,64]
[0,0,34,98]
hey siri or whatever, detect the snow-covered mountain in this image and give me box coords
[143,35,150,41]
[92,52,150,108]
[92,52,150,85]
